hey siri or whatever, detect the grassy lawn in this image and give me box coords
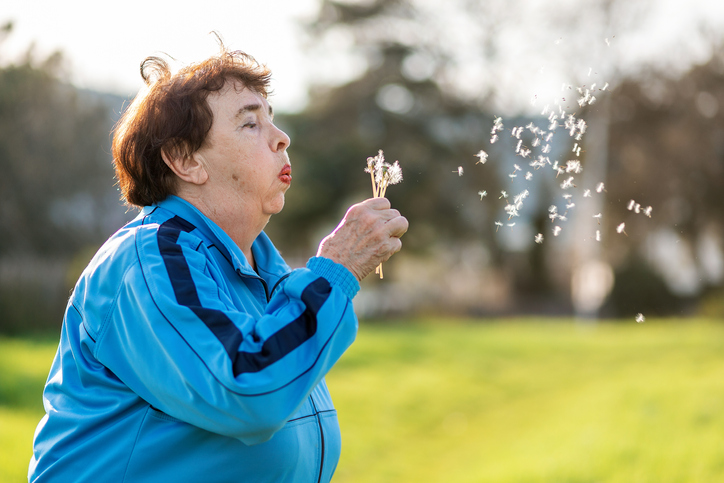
[3,318,724,482]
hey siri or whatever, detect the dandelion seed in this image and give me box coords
[535,233,544,244]
[628,200,636,211]
[596,182,606,193]
[545,132,554,142]
[525,171,533,180]
[515,139,523,153]
[532,137,541,147]
[553,226,562,236]
[513,189,529,205]
[505,204,519,219]
[643,206,653,217]
[605,38,610,46]
[508,173,517,179]
[507,222,516,229]
[474,150,489,164]
[566,160,583,174]
[577,119,587,134]
[602,82,609,91]
[583,189,592,197]
[542,144,551,154]
[634,203,641,214]
[478,190,487,200]
[494,221,503,231]
[566,202,575,209]
[549,120,559,131]
[519,148,531,158]
[593,213,602,224]
[588,96,597,105]
[595,230,601,241]
[588,67,593,76]
[490,134,499,144]
[455,166,464,176]
[561,176,576,189]
[616,222,627,236]
[635,313,645,323]
[499,191,508,199]
[558,214,568,222]
[541,105,550,115]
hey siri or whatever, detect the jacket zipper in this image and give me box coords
[237,270,292,303]
[309,393,325,483]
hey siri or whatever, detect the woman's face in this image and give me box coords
[193,82,292,223]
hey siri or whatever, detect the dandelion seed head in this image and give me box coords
[387,161,403,185]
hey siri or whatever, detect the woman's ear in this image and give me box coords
[161,146,208,186]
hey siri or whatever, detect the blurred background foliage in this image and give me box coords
[1,0,723,334]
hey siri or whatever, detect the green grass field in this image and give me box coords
[3,318,724,482]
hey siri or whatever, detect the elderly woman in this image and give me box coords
[29,48,408,482]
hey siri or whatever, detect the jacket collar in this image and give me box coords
[148,196,291,282]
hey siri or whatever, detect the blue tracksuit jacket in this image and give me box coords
[29,195,360,482]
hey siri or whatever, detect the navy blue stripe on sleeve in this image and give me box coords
[157,216,332,378]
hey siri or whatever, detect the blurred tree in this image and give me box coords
[0,23,129,333]
[277,0,723,317]
[602,44,724,315]
[0,29,120,256]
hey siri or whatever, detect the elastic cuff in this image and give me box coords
[307,257,360,300]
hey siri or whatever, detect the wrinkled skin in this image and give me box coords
[317,197,408,281]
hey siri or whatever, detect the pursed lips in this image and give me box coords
[278,164,292,184]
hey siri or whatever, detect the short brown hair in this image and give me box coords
[112,47,272,207]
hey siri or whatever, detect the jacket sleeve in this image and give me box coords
[90,228,359,446]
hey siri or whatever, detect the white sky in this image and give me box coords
[2,0,724,114]
[0,0,320,112]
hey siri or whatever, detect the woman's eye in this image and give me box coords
[243,122,257,129]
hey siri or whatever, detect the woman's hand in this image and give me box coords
[317,198,409,281]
